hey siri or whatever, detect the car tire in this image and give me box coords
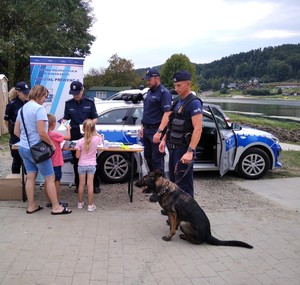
[237,147,270,179]
[98,152,130,183]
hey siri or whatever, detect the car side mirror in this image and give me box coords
[231,122,242,131]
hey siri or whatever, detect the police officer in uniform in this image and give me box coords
[4,82,30,173]
[63,81,101,193]
[159,71,203,198]
[140,68,172,175]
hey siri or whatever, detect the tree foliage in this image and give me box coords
[160,54,197,90]
[100,54,141,87]
[0,0,95,86]
[197,44,300,84]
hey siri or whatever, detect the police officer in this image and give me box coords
[4,82,30,173]
[62,81,101,193]
[159,71,203,198]
[140,68,172,176]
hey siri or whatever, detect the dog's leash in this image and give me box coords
[174,160,193,184]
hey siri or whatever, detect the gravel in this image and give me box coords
[0,146,278,213]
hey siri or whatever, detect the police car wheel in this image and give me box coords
[98,152,130,183]
[237,147,270,180]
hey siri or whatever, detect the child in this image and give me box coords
[75,119,102,212]
[45,114,71,207]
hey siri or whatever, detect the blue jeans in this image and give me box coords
[168,147,194,198]
[143,128,165,173]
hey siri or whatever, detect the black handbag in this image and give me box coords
[20,108,54,164]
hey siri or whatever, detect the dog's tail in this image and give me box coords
[206,235,253,249]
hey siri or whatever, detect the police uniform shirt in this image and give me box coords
[4,96,27,144]
[142,85,172,125]
[63,97,98,140]
[175,95,203,117]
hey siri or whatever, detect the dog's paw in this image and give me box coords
[179,234,187,240]
[162,235,172,241]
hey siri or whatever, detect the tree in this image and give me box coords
[0,0,95,86]
[84,67,106,89]
[160,54,198,91]
[101,54,141,87]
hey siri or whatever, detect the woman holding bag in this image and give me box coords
[14,85,72,215]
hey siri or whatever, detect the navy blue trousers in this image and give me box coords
[143,128,165,173]
[168,147,194,198]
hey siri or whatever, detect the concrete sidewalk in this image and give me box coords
[1,179,300,285]
[234,177,300,211]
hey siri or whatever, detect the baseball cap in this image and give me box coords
[143,68,160,80]
[15,82,30,95]
[69,81,83,95]
[173,71,192,82]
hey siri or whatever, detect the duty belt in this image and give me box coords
[143,123,160,130]
[166,143,186,150]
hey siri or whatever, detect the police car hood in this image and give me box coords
[237,125,277,140]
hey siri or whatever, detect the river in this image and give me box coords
[203,97,300,121]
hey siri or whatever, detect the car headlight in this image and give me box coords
[271,136,279,144]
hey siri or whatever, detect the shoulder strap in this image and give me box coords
[20,108,31,147]
[172,93,202,113]
[182,93,203,111]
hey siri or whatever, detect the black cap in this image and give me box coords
[173,71,192,82]
[15,82,30,95]
[69,81,83,95]
[143,68,160,80]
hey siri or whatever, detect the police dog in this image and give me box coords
[140,170,253,248]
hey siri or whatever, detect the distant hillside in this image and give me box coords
[136,44,300,83]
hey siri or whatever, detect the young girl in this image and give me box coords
[75,119,102,212]
[44,114,71,207]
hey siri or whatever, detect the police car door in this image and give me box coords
[209,106,236,176]
[96,107,133,143]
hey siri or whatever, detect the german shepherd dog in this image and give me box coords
[139,170,253,248]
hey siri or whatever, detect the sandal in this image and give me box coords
[51,207,72,215]
[26,205,43,214]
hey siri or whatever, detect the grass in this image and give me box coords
[227,113,300,131]
[0,133,9,150]
[265,151,300,178]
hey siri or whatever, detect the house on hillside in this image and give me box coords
[85,86,132,100]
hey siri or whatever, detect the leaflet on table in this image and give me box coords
[63,141,143,149]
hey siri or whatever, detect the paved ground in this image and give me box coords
[1,177,300,285]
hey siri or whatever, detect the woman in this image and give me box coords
[4,82,30,174]
[14,85,72,215]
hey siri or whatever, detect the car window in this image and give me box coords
[131,107,143,125]
[97,108,129,125]
[210,107,228,130]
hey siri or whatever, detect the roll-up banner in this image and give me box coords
[30,56,84,124]
[30,56,84,185]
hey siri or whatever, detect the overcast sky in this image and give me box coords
[83,0,300,73]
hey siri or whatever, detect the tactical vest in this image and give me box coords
[167,94,202,146]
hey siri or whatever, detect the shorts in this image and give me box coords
[19,146,54,177]
[53,166,62,181]
[78,165,96,175]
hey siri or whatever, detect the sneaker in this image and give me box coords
[87,204,96,212]
[78,201,85,209]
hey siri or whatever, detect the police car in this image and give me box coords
[94,97,282,183]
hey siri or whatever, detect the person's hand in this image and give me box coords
[153,132,161,144]
[159,140,165,153]
[180,151,193,164]
[139,127,144,138]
